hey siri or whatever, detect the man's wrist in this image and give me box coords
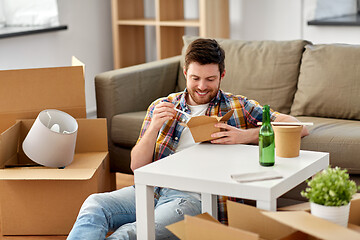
[146,123,161,138]
[248,127,260,144]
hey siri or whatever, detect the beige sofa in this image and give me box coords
[95,36,360,201]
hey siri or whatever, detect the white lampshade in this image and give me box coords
[22,109,78,168]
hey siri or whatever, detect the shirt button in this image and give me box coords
[175,137,179,140]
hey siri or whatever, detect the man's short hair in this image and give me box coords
[184,38,225,75]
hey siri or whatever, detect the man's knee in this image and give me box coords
[79,193,107,215]
[84,193,104,205]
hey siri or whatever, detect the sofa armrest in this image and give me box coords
[95,56,181,128]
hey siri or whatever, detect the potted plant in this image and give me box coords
[301,166,359,227]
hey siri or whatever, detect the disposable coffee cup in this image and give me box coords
[273,125,302,158]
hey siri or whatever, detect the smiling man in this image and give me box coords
[67,38,308,240]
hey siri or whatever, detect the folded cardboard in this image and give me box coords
[0,56,86,133]
[0,118,115,235]
[167,213,259,240]
[167,197,360,240]
[181,110,234,143]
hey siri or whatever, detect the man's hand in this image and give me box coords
[130,102,175,171]
[275,113,309,137]
[210,123,259,144]
[149,102,176,132]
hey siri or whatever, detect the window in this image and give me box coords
[0,0,59,28]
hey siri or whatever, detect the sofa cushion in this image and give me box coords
[297,116,360,174]
[291,44,360,120]
[179,36,309,114]
[111,111,147,148]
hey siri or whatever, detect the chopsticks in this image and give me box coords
[257,122,314,126]
[174,107,192,119]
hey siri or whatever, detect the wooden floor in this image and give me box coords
[0,173,134,240]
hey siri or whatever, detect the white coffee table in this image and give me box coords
[134,143,329,240]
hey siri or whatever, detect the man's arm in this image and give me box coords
[130,102,176,171]
[274,113,309,137]
[210,113,309,144]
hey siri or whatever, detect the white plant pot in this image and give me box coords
[310,202,351,227]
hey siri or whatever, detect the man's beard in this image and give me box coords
[187,84,220,105]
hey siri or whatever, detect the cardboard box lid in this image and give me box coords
[277,202,310,212]
[226,200,296,240]
[166,213,259,240]
[166,213,218,239]
[262,197,360,240]
[0,57,86,132]
[168,198,360,240]
[0,118,108,180]
[262,211,360,240]
[182,110,234,143]
[186,110,234,128]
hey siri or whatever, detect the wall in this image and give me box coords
[303,0,360,44]
[0,0,113,118]
[1,0,359,118]
[229,0,303,41]
[230,0,360,44]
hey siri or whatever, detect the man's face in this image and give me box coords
[184,62,225,106]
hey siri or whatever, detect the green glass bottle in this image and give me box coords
[259,105,275,166]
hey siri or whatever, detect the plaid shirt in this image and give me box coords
[137,89,279,224]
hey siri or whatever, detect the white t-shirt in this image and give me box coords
[175,103,209,201]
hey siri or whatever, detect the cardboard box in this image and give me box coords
[167,198,360,240]
[181,110,234,143]
[167,212,259,240]
[0,56,87,133]
[0,118,115,235]
[0,59,115,235]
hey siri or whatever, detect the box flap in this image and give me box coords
[167,214,259,240]
[187,116,218,128]
[348,223,360,233]
[278,231,311,240]
[349,197,360,225]
[186,110,235,128]
[277,202,310,212]
[0,152,107,180]
[216,109,234,122]
[0,65,86,132]
[75,118,108,152]
[184,215,259,240]
[262,211,360,240]
[0,122,20,169]
[227,200,296,240]
[72,56,85,73]
[166,213,218,239]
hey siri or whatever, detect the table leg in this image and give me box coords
[135,184,155,240]
[256,199,276,211]
[201,193,218,220]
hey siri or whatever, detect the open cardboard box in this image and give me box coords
[0,58,115,235]
[167,197,360,240]
[180,110,234,143]
[0,118,115,235]
[0,56,87,133]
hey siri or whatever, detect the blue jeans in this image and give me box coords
[67,186,201,240]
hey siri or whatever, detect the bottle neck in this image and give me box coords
[262,105,271,125]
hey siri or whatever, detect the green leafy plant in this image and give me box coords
[301,167,359,206]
